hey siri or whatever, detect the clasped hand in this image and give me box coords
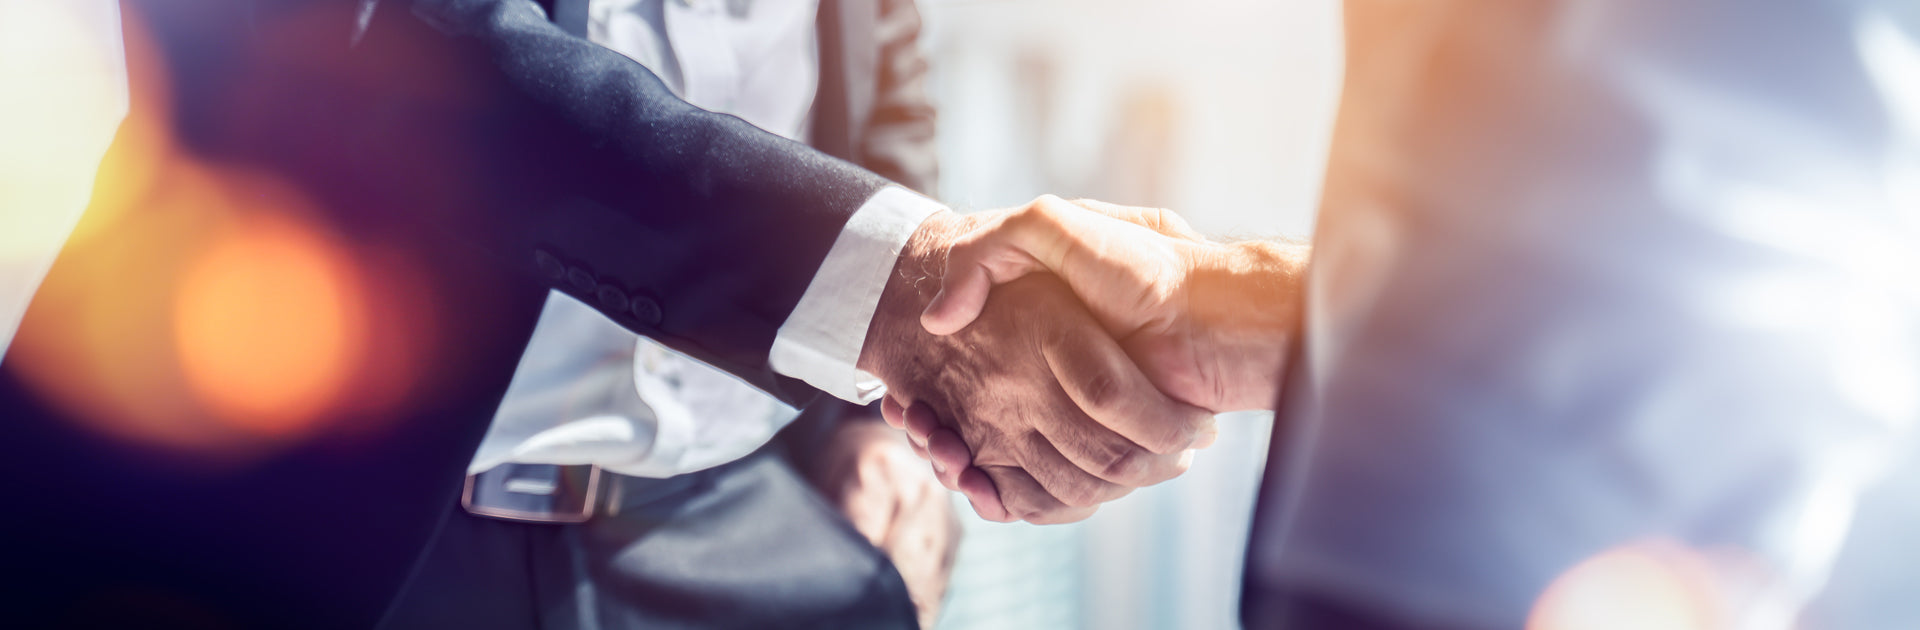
[857,197,1309,523]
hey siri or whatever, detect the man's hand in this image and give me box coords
[856,211,1217,524]
[899,197,1309,519]
[803,415,960,630]
[923,196,1308,413]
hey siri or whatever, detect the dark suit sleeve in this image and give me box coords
[353,0,894,405]
[856,0,939,195]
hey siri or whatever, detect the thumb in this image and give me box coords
[920,206,1065,335]
[921,253,1000,336]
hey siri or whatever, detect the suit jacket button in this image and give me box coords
[534,250,566,281]
[566,267,596,292]
[596,285,628,311]
[629,295,663,327]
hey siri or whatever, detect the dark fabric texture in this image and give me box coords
[1240,586,1479,630]
[379,453,918,630]
[0,0,908,626]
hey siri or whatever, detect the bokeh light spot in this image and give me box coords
[1528,540,1728,630]
[174,210,367,438]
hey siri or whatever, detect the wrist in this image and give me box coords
[1186,239,1309,411]
[857,211,979,376]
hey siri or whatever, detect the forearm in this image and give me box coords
[1187,238,1310,411]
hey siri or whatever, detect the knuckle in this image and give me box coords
[1016,196,1065,226]
[1097,445,1151,485]
[1008,500,1048,523]
[1006,204,1045,231]
[1075,371,1124,415]
[1057,480,1103,509]
[1020,502,1064,524]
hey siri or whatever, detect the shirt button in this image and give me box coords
[534,250,566,281]
[629,295,664,327]
[566,267,597,293]
[596,285,629,312]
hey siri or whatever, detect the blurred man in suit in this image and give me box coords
[906,1,1920,628]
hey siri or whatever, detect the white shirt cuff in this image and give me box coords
[769,185,946,403]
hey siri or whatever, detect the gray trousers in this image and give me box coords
[379,451,917,629]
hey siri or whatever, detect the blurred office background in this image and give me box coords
[912,1,1920,629]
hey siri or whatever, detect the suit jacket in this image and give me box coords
[1241,1,1909,628]
[0,0,931,626]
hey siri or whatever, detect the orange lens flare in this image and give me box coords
[7,5,439,463]
[174,205,368,438]
[1528,540,1755,630]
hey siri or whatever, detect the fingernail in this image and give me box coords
[931,458,948,475]
[1193,423,1220,449]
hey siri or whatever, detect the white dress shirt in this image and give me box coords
[468,0,944,478]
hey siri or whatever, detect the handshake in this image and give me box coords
[855,196,1310,523]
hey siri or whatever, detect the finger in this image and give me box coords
[927,462,957,492]
[1015,430,1134,508]
[923,253,1007,336]
[1043,318,1218,456]
[1066,199,1206,241]
[1193,421,1220,450]
[926,427,974,490]
[955,466,1010,522]
[881,396,907,430]
[902,400,941,449]
[980,465,1098,525]
[1027,390,1189,488]
[908,438,930,462]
